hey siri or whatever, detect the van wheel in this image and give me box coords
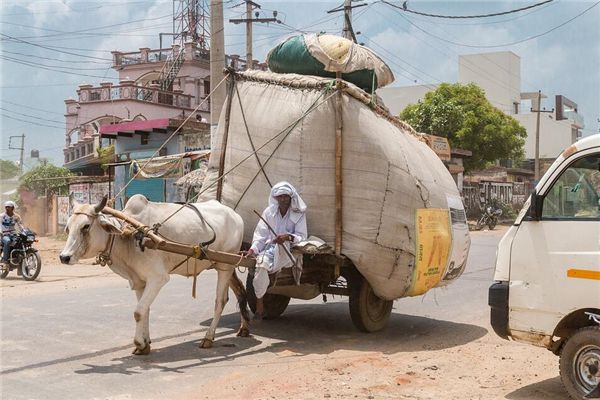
[348,272,393,333]
[559,326,600,399]
[246,271,290,319]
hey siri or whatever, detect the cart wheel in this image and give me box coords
[348,272,393,333]
[246,271,290,319]
[559,326,600,399]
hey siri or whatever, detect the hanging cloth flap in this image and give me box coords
[130,155,187,179]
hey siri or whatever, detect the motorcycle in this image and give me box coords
[0,228,42,281]
[476,204,503,230]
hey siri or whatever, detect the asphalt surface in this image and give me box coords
[0,227,567,400]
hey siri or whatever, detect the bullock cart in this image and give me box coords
[100,205,379,332]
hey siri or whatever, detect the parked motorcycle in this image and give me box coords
[476,204,503,230]
[0,228,42,281]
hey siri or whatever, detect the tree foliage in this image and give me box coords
[19,163,72,196]
[97,144,115,171]
[0,159,20,179]
[399,83,527,172]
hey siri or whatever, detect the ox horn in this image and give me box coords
[94,195,108,214]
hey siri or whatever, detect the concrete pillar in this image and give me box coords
[210,0,226,128]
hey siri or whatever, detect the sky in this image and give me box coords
[0,0,599,168]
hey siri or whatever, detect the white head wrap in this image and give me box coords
[268,181,306,213]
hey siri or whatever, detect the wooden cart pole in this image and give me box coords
[216,72,236,202]
[102,206,166,246]
[334,72,344,258]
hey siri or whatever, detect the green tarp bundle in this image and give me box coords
[267,34,394,92]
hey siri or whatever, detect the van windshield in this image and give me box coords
[542,154,600,219]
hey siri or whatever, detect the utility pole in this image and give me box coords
[8,134,25,175]
[210,0,226,129]
[327,0,367,43]
[531,90,554,181]
[229,1,279,70]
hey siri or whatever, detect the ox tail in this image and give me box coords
[229,271,250,323]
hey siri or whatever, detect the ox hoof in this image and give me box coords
[199,338,213,349]
[237,327,250,337]
[132,344,151,355]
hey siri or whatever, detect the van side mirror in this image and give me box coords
[527,189,543,220]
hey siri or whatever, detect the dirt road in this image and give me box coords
[0,229,567,400]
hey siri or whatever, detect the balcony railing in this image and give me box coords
[112,44,267,71]
[113,48,171,67]
[78,83,196,109]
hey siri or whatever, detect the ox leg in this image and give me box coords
[200,266,233,349]
[229,271,251,337]
[134,287,150,347]
[132,276,168,355]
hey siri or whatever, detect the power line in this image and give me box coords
[400,0,557,26]
[1,55,117,79]
[0,33,112,61]
[0,54,113,71]
[0,14,172,40]
[0,49,112,65]
[372,5,524,100]
[0,107,67,125]
[1,100,64,116]
[384,1,600,49]
[384,0,554,19]
[1,114,65,130]
[361,34,442,88]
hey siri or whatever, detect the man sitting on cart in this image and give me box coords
[245,182,307,320]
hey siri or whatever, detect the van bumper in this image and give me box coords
[488,281,510,340]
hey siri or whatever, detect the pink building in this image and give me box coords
[62,41,265,175]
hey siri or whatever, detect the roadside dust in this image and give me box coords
[1,233,567,400]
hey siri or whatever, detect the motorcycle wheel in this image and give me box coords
[21,251,41,281]
[488,218,497,230]
[475,216,486,230]
[0,263,8,279]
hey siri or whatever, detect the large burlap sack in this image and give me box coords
[202,70,469,301]
[267,34,394,92]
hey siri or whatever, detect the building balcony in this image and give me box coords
[77,81,203,110]
[111,44,267,71]
[64,138,97,166]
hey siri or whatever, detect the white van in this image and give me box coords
[489,134,600,400]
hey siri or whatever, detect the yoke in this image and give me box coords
[101,206,257,269]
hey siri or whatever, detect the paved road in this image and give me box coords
[0,228,567,400]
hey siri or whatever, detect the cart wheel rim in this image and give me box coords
[573,344,600,391]
[366,288,389,322]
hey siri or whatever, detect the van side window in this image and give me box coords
[542,154,600,219]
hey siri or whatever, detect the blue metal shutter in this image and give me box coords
[125,178,165,202]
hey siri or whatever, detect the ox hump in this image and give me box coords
[124,194,149,215]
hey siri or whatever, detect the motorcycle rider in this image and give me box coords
[1,201,24,269]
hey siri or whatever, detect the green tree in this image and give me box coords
[399,83,526,172]
[97,144,115,171]
[19,163,72,196]
[0,159,20,179]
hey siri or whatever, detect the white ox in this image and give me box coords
[59,194,250,355]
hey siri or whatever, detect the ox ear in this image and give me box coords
[94,195,108,214]
[97,214,123,235]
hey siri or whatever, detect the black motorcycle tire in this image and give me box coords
[21,250,41,281]
[488,218,497,230]
[475,216,486,231]
[0,265,8,279]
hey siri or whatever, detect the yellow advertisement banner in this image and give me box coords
[408,208,452,296]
